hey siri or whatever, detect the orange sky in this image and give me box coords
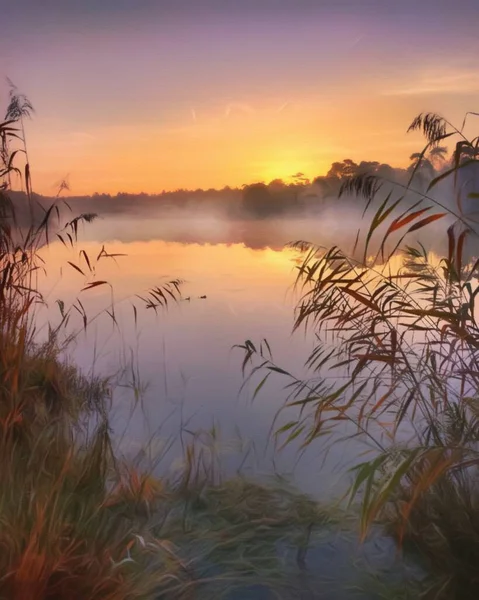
[2,2,479,196]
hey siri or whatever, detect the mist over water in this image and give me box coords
[29,156,478,508]
[4,0,479,591]
[70,199,453,254]
[23,174,475,597]
[34,180,472,502]
[34,202,385,497]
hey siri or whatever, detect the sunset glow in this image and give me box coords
[2,1,479,195]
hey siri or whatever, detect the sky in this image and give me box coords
[2,0,479,195]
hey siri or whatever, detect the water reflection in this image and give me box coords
[38,227,360,496]
[36,213,469,499]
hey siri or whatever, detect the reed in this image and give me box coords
[240,111,479,598]
[0,87,345,599]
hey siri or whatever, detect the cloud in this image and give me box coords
[383,70,479,97]
[276,101,290,113]
[67,131,96,146]
[348,35,364,50]
[224,103,255,118]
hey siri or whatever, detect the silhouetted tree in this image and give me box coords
[429,145,448,167]
[242,183,275,218]
[327,159,359,179]
[267,179,287,191]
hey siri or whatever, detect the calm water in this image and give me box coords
[35,213,424,597]
[35,209,466,498]
[36,213,366,497]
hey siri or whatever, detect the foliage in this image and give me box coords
[0,87,349,599]
[240,111,479,598]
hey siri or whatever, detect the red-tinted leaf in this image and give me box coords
[386,208,431,235]
[407,213,447,232]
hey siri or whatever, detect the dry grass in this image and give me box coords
[240,111,479,598]
[0,86,353,599]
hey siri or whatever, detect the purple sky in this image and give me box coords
[2,0,479,194]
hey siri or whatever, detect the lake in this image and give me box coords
[35,206,470,496]
[34,212,373,498]
[33,211,428,597]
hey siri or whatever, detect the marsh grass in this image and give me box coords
[0,88,358,599]
[240,111,479,598]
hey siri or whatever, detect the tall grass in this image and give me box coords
[240,112,479,598]
[0,84,182,600]
[0,88,354,599]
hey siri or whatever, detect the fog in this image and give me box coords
[10,156,479,264]
[26,160,479,503]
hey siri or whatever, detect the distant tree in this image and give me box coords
[408,152,433,173]
[311,175,338,197]
[357,161,398,181]
[242,183,275,218]
[357,160,379,173]
[407,153,436,191]
[313,159,402,199]
[375,163,397,180]
[290,172,310,186]
[327,159,359,179]
[408,146,448,183]
[268,179,287,191]
[429,145,448,169]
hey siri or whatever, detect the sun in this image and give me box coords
[258,155,329,185]
[257,160,305,184]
